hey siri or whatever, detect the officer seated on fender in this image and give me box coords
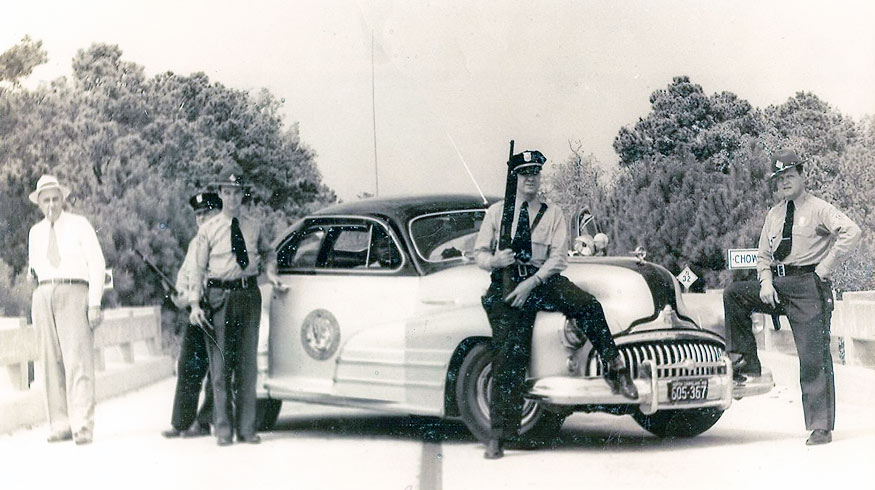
[474,149,637,460]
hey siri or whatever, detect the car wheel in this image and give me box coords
[255,398,282,431]
[455,343,565,446]
[632,407,723,438]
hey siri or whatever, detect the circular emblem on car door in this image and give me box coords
[300,309,341,360]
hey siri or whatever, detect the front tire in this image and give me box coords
[632,407,723,438]
[455,343,565,446]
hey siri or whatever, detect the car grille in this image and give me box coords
[587,341,727,379]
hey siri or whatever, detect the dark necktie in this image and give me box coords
[231,217,249,270]
[773,200,794,261]
[511,201,532,262]
[47,223,61,267]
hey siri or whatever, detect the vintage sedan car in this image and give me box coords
[255,194,772,441]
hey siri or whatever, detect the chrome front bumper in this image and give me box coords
[527,358,774,415]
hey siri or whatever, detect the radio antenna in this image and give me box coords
[447,132,488,205]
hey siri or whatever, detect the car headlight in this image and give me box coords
[561,318,586,349]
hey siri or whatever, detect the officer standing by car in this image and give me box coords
[188,167,287,446]
[723,150,860,446]
[474,150,637,459]
[161,191,223,439]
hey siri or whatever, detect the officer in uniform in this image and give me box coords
[723,150,860,445]
[188,168,287,446]
[474,150,637,459]
[161,191,223,438]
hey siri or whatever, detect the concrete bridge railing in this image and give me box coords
[0,306,174,434]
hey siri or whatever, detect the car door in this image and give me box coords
[266,216,418,402]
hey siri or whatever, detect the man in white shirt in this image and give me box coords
[27,175,106,445]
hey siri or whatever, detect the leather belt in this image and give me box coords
[207,276,258,290]
[771,264,817,277]
[515,264,539,279]
[39,278,88,286]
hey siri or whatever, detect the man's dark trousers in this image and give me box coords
[724,273,835,430]
[481,274,619,440]
[204,284,261,440]
[169,323,213,431]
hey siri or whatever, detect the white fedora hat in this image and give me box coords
[28,175,71,204]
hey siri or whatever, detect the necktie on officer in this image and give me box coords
[231,217,249,270]
[774,200,795,261]
[47,223,61,267]
[511,201,532,262]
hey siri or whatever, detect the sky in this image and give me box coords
[2,0,874,201]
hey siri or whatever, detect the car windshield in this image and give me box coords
[408,210,485,263]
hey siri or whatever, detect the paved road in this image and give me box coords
[1,351,872,490]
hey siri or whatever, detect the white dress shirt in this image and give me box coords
[28,211,106,307]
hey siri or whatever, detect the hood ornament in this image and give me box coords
[632,246,647,263]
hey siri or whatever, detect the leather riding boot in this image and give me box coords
[604,357,638,400]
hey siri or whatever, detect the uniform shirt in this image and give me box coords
[474,200,568,283]
[757,191,861,279]
[189,212,275,302]
[175,238,199,298]
[28,211,106,307]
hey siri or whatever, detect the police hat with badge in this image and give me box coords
[770,149,803,178]
[189,191,223,213]
[207,166,253,203]
[509,150,547,175]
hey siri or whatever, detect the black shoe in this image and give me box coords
[806,429,832,446]
[161,428,182,439]
[484,439,504,460]
[238,434,261,444]
[217,436,233,446]
[732,356,762,383]
[604,360,638,400]
[47,430,73,443]
[74,432,92,445]
[181,422,211,438]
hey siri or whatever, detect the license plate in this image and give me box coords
[668,378,709,403]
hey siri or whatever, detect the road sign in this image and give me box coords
[727,249,758,270]
[677,266,698,290]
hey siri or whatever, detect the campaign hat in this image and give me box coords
[189,191,223,213]
[28,175,71,204]
[208,166,249,189]
[770,150,802,178]
[509,150,546,175]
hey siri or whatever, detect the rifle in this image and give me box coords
[135,249,224,359]
[498,140,517,296]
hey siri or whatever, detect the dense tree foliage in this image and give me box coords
[553,77,873,292]
[0,39,336,314]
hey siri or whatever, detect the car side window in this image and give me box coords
[278,228,325,269]
[326,226,370,269]
[278,219,405,272]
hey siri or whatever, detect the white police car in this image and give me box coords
[255,194,772,442]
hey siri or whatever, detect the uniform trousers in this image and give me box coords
[169,323,214,431]
[724,272,835,430]
[204,284,261,440]
[31,283,95,436]
[481,273,620,440]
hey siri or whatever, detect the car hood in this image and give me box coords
[419,257,697,335]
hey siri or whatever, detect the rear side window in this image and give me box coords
[409,210,485,263]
